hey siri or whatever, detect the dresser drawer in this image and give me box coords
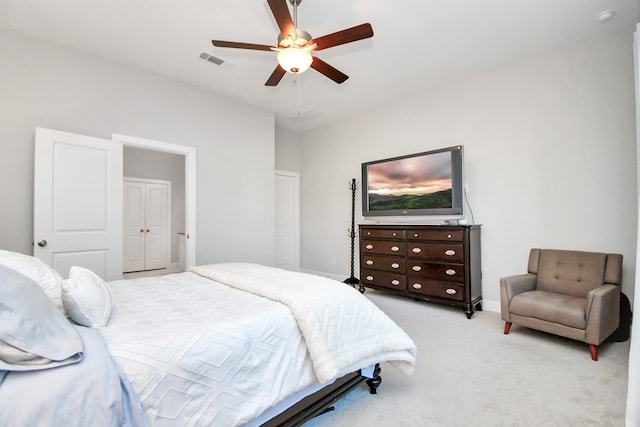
[361,239,406,256]
[361,228,404,240]
[361,270,406,291]
[406,260,464,282]
[407,229,463,242]
[407,242,464,262]
[407,278,464,302]
[361,255,405,273]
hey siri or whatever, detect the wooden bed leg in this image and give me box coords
[589,344,598,361]
[503,322,512,335]
[365,364,382,394]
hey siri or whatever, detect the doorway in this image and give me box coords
[114,134,197,269]
[33,129,197,280]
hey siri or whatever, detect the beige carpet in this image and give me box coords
[304,290,630,426]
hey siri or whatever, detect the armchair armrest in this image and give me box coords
[585,284,620,345]
[500,273,537,321]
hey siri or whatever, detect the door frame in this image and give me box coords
[113,134,196,268]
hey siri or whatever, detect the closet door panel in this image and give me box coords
[145,183,168,270]
[123,181,146,272]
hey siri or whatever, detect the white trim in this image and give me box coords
[114,134,197,268]
[625,22,640,427]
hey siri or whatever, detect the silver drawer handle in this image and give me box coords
[366,275,374,281]
[446,288,457,295]
[412,247,422,253]
[391,246,400,252]
[367,231,371,236]
[445,249,456,256]
[366,260,374,265]
[391,280,400,286]
[446,269,456,276]
[447,234,452,239]
[413,233,419,237]
[366,244,374,250]
[412,283,422,290]
[412,266,422,272]
[392,232,398,237]
[391,263,400,269]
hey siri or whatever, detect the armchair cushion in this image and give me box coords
[510,291,587,329]
[535,250,607,298]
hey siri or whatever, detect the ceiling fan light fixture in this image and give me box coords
[277,47,313,73]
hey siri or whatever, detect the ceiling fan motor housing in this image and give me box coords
[278,29,312,48]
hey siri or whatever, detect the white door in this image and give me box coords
[123,181,146,272]
[123,178,169,272]
[34,128,123,280]
[144,182,169,270]
[275,170,300,270]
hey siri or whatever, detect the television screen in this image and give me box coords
[362,145,464,218]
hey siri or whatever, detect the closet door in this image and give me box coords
[123,181,146,272]
[144,183,168,270]
[123,179,169,272]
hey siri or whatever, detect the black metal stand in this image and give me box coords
[344,178,364,293]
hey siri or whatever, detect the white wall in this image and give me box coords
[275,126,302,172]
[0,28,276,267]
[296,31,638,310]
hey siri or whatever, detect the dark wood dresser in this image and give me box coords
[359,224,482,318]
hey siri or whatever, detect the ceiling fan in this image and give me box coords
[211,0,374,86]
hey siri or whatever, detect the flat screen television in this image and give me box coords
[361,145,464,220]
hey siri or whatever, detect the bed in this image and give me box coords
[0,250,417,426]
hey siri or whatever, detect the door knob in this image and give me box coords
[37,240,47,247]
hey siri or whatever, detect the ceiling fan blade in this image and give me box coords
[310,57,349,84]
[310,23,374,51]
[267,0,297,39]
[265,65,286,86]
[212,40,273,51]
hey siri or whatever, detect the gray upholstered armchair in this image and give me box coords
[500,248,622,361]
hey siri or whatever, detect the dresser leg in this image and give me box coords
[465,305,474,319]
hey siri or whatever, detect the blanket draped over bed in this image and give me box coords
[188,263,417,384]
[0,325,149,427]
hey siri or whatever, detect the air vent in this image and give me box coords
[199,52,224,65]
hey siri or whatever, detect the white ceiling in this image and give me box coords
[1,0,638,132]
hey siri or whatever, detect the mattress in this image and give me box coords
[101,272,317,427]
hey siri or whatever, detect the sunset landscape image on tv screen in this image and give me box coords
[367,151,453,211]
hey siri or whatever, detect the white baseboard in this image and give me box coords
[482,299,500,313]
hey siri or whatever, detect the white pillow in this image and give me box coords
[0,265,83,371]
[0,249,65,314]
[62,266,113,327]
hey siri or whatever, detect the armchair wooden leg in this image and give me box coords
[503,322,512,335]
[589,344,598,361]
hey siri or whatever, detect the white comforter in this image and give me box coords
[101,272,316,427]
[189,263,417,383]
